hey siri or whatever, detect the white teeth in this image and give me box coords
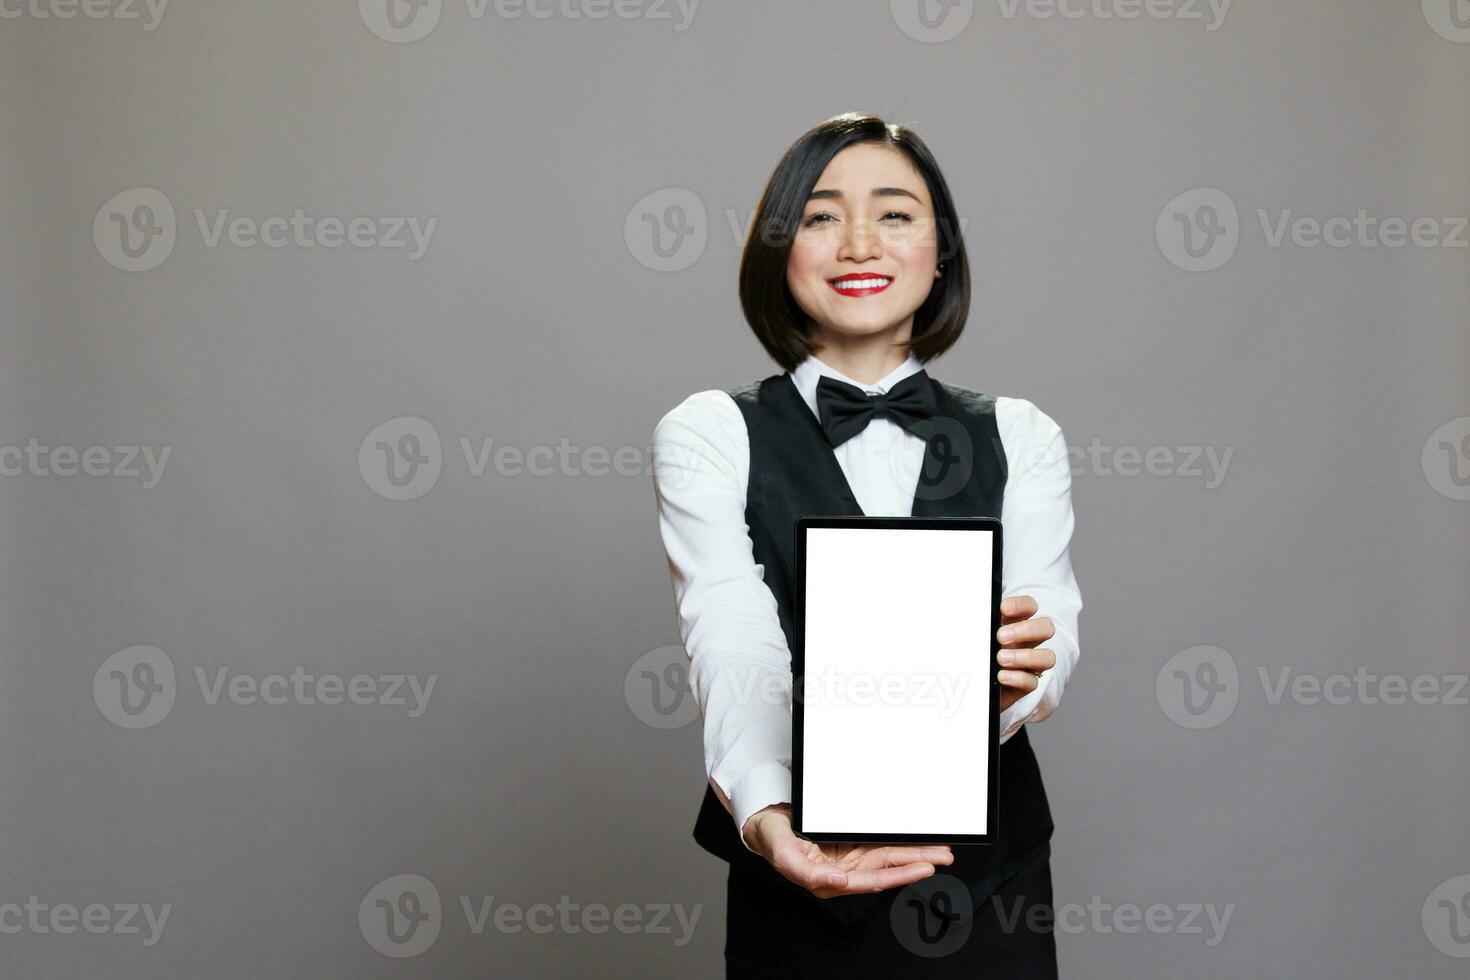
[833,277,891,289]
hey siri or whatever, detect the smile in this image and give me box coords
[826,275,893,297]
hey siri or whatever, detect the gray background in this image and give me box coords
[3,0,1468,976]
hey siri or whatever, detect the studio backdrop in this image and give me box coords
[2,1,1467,976]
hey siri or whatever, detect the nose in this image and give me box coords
[836,216,883,262]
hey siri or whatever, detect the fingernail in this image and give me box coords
[997,627,1015,643]
[998,651,1015,666]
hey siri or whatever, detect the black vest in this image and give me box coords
[691,371,1055,929]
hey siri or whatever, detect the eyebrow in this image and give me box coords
[806,187,922,204]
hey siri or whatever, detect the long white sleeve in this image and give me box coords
[994,396,1083,741]
[651,390,794,851]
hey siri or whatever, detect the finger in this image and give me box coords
[834,862,937,895]
[864,845,955,868]
[997,669,1040,693]
[997,647,1055,673]
[996,617,1054,648]
[999,595,1038,624]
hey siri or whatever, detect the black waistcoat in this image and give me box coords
[691,371,1055,930]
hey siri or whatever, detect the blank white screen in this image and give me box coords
[801,526,994,836]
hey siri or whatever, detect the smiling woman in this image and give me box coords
[652,112,1081,977]
[737,120,971,374]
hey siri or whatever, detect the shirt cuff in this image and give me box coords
[998,672,1051,745]
[729,761,792,853]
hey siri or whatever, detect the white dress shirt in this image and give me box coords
[652,352,1082,851]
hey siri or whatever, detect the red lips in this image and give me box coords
[826,274,894,297]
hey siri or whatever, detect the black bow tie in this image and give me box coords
[815,371,938,448]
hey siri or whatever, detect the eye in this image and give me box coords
[801,211,836,227]
[880,210,914,223]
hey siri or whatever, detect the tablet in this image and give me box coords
[793,515,1001,844]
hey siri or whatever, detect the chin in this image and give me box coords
[828,315,904,337]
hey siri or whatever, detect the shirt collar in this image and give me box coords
[788,350,926,422]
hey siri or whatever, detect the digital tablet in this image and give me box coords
[792,515,1001,844]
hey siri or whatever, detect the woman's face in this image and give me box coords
[786,143,941,345]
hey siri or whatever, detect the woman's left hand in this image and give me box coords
[995,595,1055,712]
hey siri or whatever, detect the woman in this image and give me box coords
[651,112,1082,977]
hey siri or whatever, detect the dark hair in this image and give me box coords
[738,112,971,372]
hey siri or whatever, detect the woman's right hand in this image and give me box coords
[742,804,954,899]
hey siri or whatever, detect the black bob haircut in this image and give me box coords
[738,112,971,372]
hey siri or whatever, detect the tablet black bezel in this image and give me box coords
[791,515,1002,845]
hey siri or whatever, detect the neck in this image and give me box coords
[808,318,914,386]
